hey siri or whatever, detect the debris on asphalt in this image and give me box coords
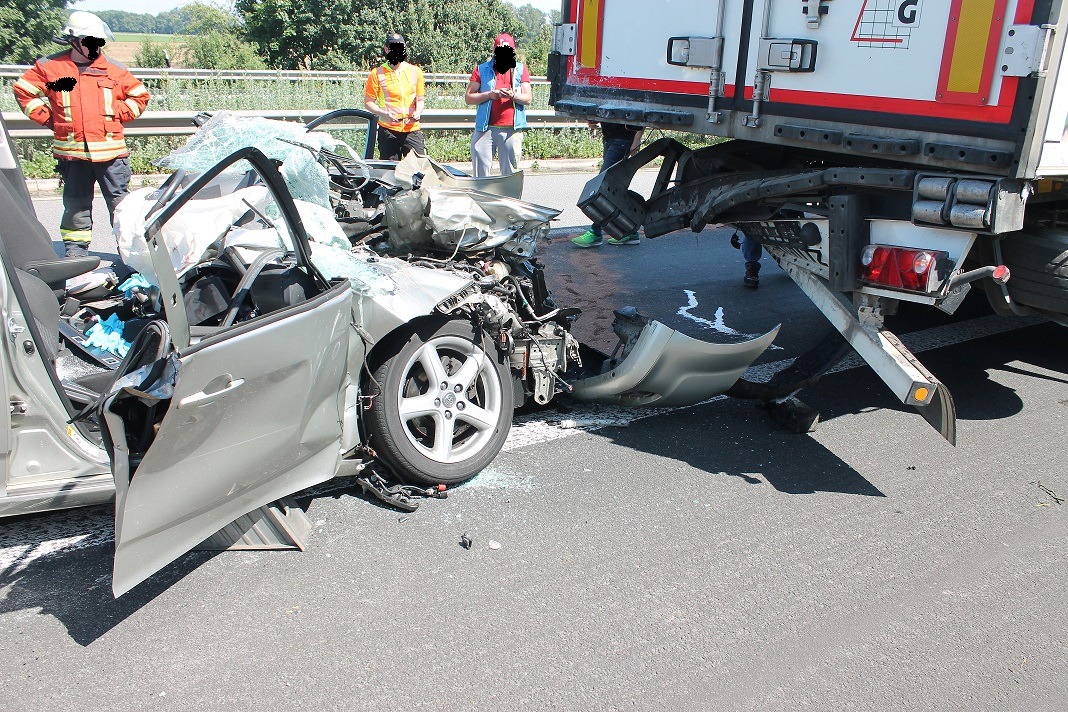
[1030,481,1064,505]
[488,540,502,550]
[460,532,473,549]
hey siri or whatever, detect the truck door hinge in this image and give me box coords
[757,38,818,73]
[552,23,576,56]
[1000,24,1055,77]
[666,36,724,68]
[745,71,771,128]
[802,1,833,29]
[666,37,727,123]
[9,399,26,415]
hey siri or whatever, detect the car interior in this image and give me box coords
[0,144,334,445]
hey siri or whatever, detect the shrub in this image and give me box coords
[135,40,175,68]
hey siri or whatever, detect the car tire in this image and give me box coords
[1000,229,1068,314]
[365,319,513,486]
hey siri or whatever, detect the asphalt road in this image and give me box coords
[5,174,1067,710]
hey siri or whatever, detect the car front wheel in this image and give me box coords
[365,319,514,486]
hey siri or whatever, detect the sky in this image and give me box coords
[75,0,561,15]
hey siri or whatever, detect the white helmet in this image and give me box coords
[56,11,115,43]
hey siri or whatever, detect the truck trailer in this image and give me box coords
[548,0,1068,441]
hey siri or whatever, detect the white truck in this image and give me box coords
[548,0,1068,441]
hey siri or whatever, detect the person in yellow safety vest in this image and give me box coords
[363,33,426,161]
[13,11,150,258]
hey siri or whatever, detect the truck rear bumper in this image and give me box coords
[779,260,957,444]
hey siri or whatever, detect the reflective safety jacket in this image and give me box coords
[363,62,425,133]
[13,51,151,162]
[474,61,528,132]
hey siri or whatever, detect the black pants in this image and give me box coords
[58,156,131,253]
[376,127,426,161]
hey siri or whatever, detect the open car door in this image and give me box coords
[99,148,353,597]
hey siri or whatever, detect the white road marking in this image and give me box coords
[0,313,1046,567]
[677,290,747,336]
[676,289,782,348]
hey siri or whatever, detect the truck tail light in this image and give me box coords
[860,244,949,293]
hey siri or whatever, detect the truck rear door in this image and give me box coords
[552,0,1058,177]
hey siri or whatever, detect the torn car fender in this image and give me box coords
[570,316,780,407]
[354,262,479,342]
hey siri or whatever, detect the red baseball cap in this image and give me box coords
[495,33,515,49]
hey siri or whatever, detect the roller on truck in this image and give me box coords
[547,0,1068,442]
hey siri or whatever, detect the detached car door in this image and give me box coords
[101,148,353,596]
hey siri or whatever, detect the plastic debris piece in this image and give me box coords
[66,266,116,296]
[118,273,152,297]
[84,313,131,358]
[487,539,502,550]
[460,532,473,550]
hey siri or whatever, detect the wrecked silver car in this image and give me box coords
[0,110,776,596]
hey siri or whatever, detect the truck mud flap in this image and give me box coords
[570,307,779,407]
[914,383,956,445]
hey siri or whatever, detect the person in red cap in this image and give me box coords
[464,33,532,177]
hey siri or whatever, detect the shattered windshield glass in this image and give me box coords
[157,111,346,212]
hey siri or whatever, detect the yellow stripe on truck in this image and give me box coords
[579,0,601,69]
[946,0,998,94]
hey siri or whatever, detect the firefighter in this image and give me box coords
[13,11,151,257]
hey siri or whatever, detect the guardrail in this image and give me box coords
[2,109,585,139]
[0,65,550,84]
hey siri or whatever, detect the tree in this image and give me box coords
[511,4,553,75]
[395,0,524,73]
[236,0,524,72]
[0,0,66,65]
[182,2,241,35]
[184,30,265,69]
[97,11,159,34]
[236,0,365,70]
[514,4,547,39]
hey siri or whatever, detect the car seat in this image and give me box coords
[0,171,103,295]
